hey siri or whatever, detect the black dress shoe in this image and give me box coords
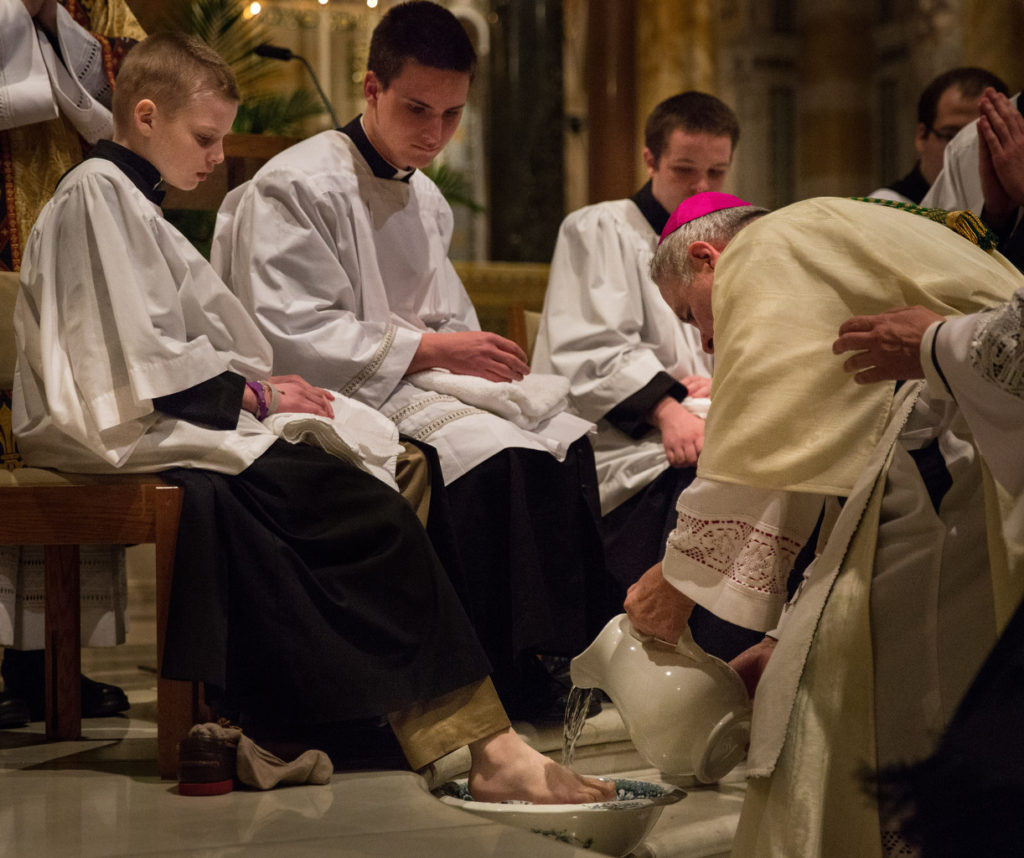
[0,691,30,728]
[79,675,130,720]
[2,649,130,721]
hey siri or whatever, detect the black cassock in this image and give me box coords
[156,376,489,727]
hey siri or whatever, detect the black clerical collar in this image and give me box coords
[87,140,165,205]
[887,163,930,205]
[340,115,415,183]
[631,181,670,235]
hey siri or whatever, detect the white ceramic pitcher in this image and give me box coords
[570,614,751,784]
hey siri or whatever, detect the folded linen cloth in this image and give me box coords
[263,395,403,491]
[407,369,570,431]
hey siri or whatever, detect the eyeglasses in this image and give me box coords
[926,125,961,143]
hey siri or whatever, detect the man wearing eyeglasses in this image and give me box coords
[870,67,1007,205]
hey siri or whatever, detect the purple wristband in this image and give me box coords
[245,380,268,420]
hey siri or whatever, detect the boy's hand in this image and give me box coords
[648,397,704,467]
[269,375,335,418]
[408,331,530,382]
[679,374,712,399]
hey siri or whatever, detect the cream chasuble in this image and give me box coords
[656,198,1023,857]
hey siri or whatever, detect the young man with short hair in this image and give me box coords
[532,92,761,659]
[215,0,616,721]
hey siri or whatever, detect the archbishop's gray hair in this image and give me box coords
[650,205,769,288]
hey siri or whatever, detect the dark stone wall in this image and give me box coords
[487,0,565,262]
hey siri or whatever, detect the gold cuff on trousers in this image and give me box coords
[388,677,511,771]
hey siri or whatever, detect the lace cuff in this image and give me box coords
[662,478,822,631]
[970,291,1024,399]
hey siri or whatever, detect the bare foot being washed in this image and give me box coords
[467,727,616,804]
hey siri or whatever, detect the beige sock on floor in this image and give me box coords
[236,735,333,789]
[186,723,332,790]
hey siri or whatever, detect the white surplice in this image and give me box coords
[213,129,591,485]
[922,288,1024,495]
[922,92,1021,216]
[15,158,277,475]
[532,197,713,513]
[16,155,403,479]
[4,155,403,649]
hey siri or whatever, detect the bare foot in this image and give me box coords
[467,727,616,804]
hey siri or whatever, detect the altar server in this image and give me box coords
[213,0,616,720]
[531,92,767,660]
[13,31,614,803]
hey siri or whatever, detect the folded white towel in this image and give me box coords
[407,369,570,431]
[263,396,403,490]
[685,396,711,419]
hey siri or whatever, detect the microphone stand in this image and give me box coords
[253,43,340,128]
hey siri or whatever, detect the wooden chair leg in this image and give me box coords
[44,544,82,741]
[153,485,194,779]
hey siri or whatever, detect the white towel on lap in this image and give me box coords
[685,396,711,419]
[263,396,403,491]
[407,369,571,431]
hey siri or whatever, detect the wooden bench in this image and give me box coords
[0,271,196,778]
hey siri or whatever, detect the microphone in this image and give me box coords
[253,42,340,128]
[253,43,294,62]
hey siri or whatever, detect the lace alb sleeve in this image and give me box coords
[970,290,1024,399]
[662,477,823,632]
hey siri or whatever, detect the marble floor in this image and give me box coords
[1,549,746,856]
[1,672,746,857]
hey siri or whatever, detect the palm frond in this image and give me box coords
[233,90,326,135]
[422,163,485,213]
[160,0,274,93]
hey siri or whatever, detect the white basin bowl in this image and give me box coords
[435,777,685,856]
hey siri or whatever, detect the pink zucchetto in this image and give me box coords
[659,192,753,244]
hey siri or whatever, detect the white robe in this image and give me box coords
[5,154,404,649]
[15,158,278,475]
[16,155,403,479]
[730,386,998,858]
[213,128,591,485]
[922,92,1022,216]
[531,197,712,514]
